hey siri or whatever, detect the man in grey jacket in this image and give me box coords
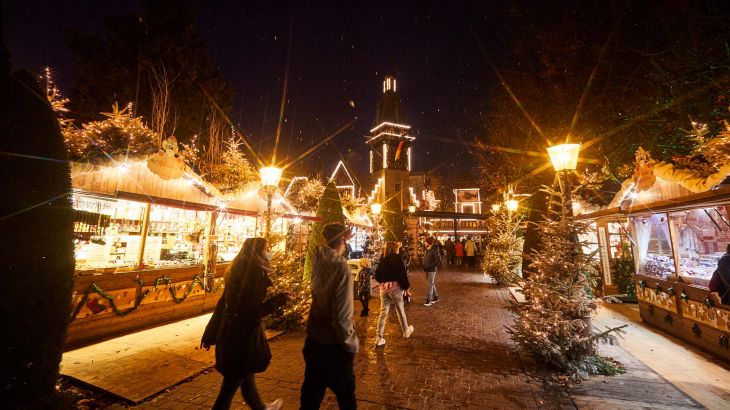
[301,223,359,410]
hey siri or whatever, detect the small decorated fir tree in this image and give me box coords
[303,182,346,280]
[267,249,310,329]
[507,185,625,380]
[482,208,523,286]
[207,135,258,192]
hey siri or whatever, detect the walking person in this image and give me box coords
[374,241,414,347]
[357,258,373,316]
[444,238,455,266]
[201,238,292,410]
[301,223,359,410]
[455,238,464,267]
[423,237,441,306]
[465,236,477,268]
[710,244,730,305]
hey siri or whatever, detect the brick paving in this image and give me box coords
[118,266,574,409]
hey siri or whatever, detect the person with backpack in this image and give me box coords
[422,236,442,306]
[374,241,414,347]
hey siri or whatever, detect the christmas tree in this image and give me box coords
[303,182,345,280]
[482,208,523,286]
[267,249,310,329]
[507,185,625,380]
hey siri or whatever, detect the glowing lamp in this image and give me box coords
[491,203,501,212]
[547,143,581,172]
[408,205,416,213]
[259,166,283,188]
[370,202,382,215]
[505,199,519,212]
[117,163,129,173]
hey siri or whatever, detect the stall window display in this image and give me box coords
[630,213,676,280]
[670,206,730,287]
[72,195,147,273]
[607,222,630,260]
[144,204,208,268]
[215,212,257,262]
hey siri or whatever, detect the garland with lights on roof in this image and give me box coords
[65,102,158,160]
[507,184,627,381]
[482,207,523,286]
[69,273,223,321]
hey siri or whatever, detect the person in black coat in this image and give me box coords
[373,241,414,347]
[201,238,292,410]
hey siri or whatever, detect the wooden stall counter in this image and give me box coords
[635,274,730,360]
[66,263,229,350]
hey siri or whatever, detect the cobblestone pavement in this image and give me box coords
[120,265,574,409]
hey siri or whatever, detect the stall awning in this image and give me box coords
[579,186,730,220]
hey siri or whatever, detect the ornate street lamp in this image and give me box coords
[370,202,382,240]
[408,205,416,214]
[260,166,282,240]
[491,203,501,212]
[547,143,580,217]
[505,199,519,213]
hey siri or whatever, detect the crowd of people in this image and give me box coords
[200,225,481,409]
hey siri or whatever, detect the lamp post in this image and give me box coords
[370,202,382,240]
[260,166,283,241]
[547,142,589,348]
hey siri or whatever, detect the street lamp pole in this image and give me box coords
[260,166,283,242]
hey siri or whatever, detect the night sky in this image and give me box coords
[3,1,504,187]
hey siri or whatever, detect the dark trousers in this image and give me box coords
[467,255,475,268]
[212,373,264,410]
[300,337,356,410]
[359,290,370,314]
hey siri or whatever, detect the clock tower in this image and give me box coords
[367,76,414,211]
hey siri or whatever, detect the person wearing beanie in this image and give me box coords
[422,236,442,306]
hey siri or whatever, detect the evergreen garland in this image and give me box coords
[70,274,223,321]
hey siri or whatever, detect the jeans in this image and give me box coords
[212,373,264,410]
[376,288,409,338]
[300,337,356,410]
[425,270,439,302]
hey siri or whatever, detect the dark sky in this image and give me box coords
[3,1,503,187]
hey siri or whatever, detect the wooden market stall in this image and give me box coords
[580,148,730,360]
[67,154,300,348]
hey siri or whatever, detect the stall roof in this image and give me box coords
[71,157,308,219]
[579,147,730,220]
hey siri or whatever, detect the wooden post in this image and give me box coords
[136,203,151,270]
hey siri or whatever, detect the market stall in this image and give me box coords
[67,155,301,347]
[580,148,730,360]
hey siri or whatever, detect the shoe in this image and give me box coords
[265,398,283,410]
[375,337,386,347]
[432,297,439,304]
[360,310,369,317]
[423,301,432,306]
[403,325,414,339]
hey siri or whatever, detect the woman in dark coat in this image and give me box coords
[201,237,291,410]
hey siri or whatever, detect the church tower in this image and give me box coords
[367,76,414,211]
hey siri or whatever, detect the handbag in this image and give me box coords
[245,322,272,373]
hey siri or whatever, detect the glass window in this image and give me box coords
[630,213,676,280]
[215,212,257,262]
[144,204,208,268]
[670,206,730,287]
[72,195,147,273]
[607,222,631,260]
